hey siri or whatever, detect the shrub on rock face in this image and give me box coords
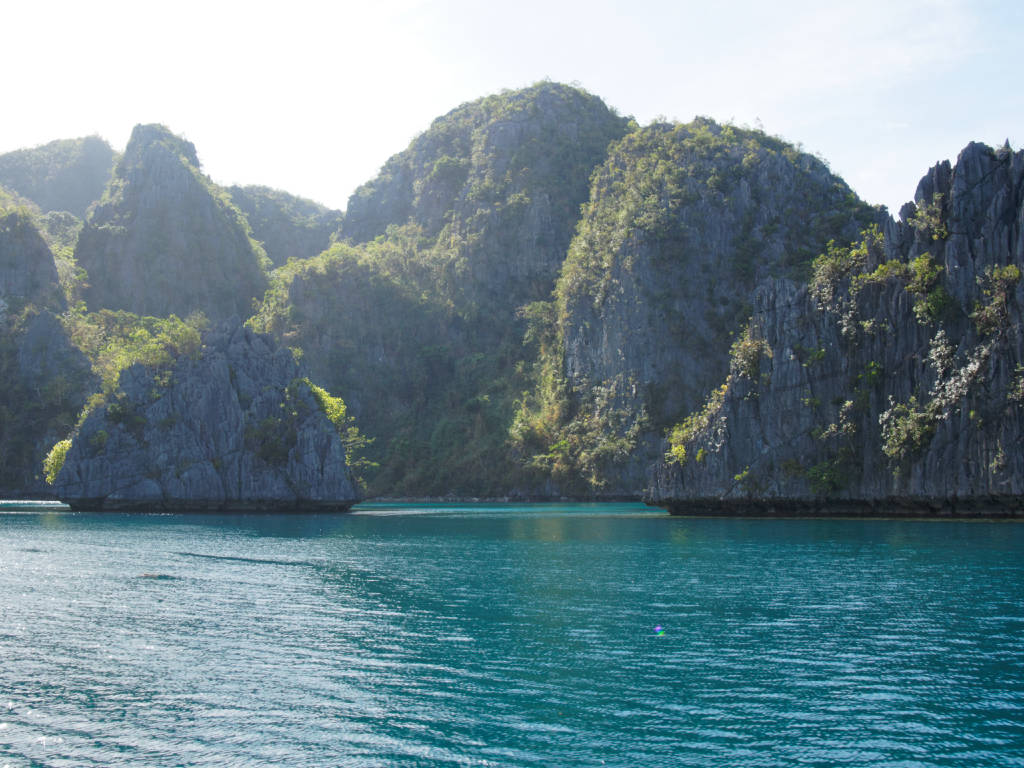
[43,439,71,485]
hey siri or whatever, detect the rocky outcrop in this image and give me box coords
[3,87,1018,508]
[0,209,65,311]
[516,120,876,495]
[74,124,268,321]
[649,141,1024,515]
[0,305,97,498]
[228,185,342,267]
[53,322,358,511]
[0,136,116,218]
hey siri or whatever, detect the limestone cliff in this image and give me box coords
[3,87,1017,507]
[650,142,1024,514]
[53,323,358,511]
[514,120,875,495]
[74,125,268,321]
[0,209,66,311]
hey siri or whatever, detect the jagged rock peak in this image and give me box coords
[905,141,1021,219]
[74,123,268,320]
[53,320,358,511]
[122,123,200,169]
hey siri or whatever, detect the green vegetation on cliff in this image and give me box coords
[62,308,207,395]
[251,236,531,495]
[654,141,1024,506]
[0,303,94,492]
[0,205,96,493]
[343,81,632,312]
[3,88,1018,506]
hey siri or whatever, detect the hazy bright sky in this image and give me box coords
[3,0,1020,216]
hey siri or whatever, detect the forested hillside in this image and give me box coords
[252,82,631,496]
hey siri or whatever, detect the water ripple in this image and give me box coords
[0,509,1022,766]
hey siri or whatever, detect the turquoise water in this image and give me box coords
[1,502,1022,767]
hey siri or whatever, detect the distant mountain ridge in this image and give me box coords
[0,136,115,219]
[228,185,342,268]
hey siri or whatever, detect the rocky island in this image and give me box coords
[50,323,359,511]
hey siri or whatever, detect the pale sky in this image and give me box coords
[2,0,1020,216]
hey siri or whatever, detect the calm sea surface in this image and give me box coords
[0,502,1022,767]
